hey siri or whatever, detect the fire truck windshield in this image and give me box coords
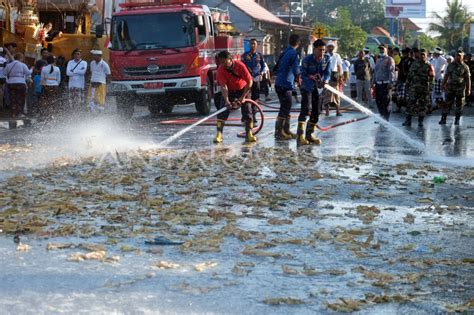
[111,12,195,51]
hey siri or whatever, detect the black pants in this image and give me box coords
[375,83,391,120]
[298,89,320,123]
[250,81,260,100]
[216,89,252,122]
[7,83,26,116]
[260,77,270,97]
[276,85,292,118]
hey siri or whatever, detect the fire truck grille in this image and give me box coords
[123,65,184,76]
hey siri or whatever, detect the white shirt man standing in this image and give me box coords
[430,47,448,109]
[66,48,87,111]
[322,40,343,116]
[89,50,111,113]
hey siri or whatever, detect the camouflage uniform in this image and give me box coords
[406,60,434,117]
[443,61,471,115]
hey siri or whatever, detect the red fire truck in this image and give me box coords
[108,0,243,118]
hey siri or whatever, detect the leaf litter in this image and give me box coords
[0,146,472,312]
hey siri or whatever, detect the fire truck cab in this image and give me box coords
[109,0,241,118]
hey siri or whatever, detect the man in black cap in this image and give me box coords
[440,49,471,125]
[372,44,395,121]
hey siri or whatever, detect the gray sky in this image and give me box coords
[411,0,474,33]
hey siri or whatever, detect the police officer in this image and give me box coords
[298,39,331,145]
[214,50,255,143]
[242,39,265,121]
[439,49,471,125]
[274,34,301,140]
[372,44,395,121]
[403,49,434,127]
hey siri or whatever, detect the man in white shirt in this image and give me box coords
[66,48,87,111]
[430,47,447,111]
[322,40,343,116]
[89,49,110,113]
[342,56,350,85]
[364,47,376,70]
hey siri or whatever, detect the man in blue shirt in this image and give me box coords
[298,39,331,145]
[274,34,301,140]
[242,39,265,101]
[242,38,265,123]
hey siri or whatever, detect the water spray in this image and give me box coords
[324,85,426,152]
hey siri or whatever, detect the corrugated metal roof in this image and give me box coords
[229,0,287,26]
[37,0,86,11]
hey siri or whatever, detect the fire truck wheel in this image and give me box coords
[116,96,135,119]
[148,105,162,118]
[161,104,174,114]
[195,83,212,115]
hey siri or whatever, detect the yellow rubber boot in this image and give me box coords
[274,116,292,140]
[245,121,257,143]
[306,122,321,145]
[284,116,297,139]
[297,121,310,145]
[213,119,225,144]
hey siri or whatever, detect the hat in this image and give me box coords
[447,55,454,61]
[378,43,387,49]
[326,40,336,47]
[456,49,464,55]
[90,50,103,55]
[433,47,443,55]
[363,47,370,52]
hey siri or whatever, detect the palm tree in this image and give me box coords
[429,0,471,51]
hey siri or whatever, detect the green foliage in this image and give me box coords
[428,0,471,50]
[417,34,440,51]
[325,7,367,57]
[307,0,387,33]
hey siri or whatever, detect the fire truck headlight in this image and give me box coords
[181,79,198,87]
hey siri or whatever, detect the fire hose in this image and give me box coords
[158,98,264,146]
[159,89,370,146]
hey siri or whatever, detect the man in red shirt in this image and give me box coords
[214,50,254,143]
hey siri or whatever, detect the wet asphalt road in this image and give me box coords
[0,92,473,314]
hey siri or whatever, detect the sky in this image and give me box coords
[411,0,474,33]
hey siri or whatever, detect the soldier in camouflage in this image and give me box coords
[439,50,471,125]
[403,49,434,127]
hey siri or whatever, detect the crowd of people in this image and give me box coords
[347,45,472,126]
[0,44,111,120]
[214,34,472,144]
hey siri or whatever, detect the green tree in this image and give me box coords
[417,33,440,51]
[307,0,387,33]
[327,7,367,57]
[428,0,471,51]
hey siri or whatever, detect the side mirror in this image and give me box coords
[96,24,104,38]
[194,27,199,45]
